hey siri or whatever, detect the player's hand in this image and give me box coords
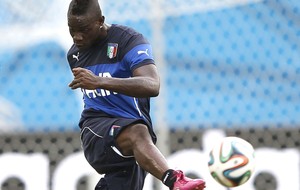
[68,67,100,90]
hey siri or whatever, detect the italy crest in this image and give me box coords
[107,43,118,59]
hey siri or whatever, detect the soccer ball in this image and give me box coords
[208,136,255,187]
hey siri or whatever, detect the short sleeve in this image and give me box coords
[123,44,155,71]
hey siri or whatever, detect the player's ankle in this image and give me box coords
[161,169,177,189]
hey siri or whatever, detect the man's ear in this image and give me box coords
[100,16,105,24]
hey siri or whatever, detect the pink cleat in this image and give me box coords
[172,170,206,190]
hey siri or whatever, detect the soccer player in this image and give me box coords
[66,0,206,189]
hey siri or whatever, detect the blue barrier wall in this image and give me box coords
[0,42,81,131]
[163,1,300,127]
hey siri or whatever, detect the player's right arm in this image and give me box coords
[68,64,160,98]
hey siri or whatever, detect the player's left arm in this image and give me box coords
[69,64,160,98]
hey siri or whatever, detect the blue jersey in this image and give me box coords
[67,24,155,126]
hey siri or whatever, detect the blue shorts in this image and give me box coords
[80,116,156,190]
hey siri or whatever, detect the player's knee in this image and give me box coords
[130,124,151,141]
[116,124,151,155]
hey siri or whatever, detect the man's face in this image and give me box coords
[68,14,101,50]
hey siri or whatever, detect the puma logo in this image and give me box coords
[72,52,80,61]
[137,49,149,56]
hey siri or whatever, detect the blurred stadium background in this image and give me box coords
[0,0,300,189]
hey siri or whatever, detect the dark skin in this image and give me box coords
[68,12,169,180]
